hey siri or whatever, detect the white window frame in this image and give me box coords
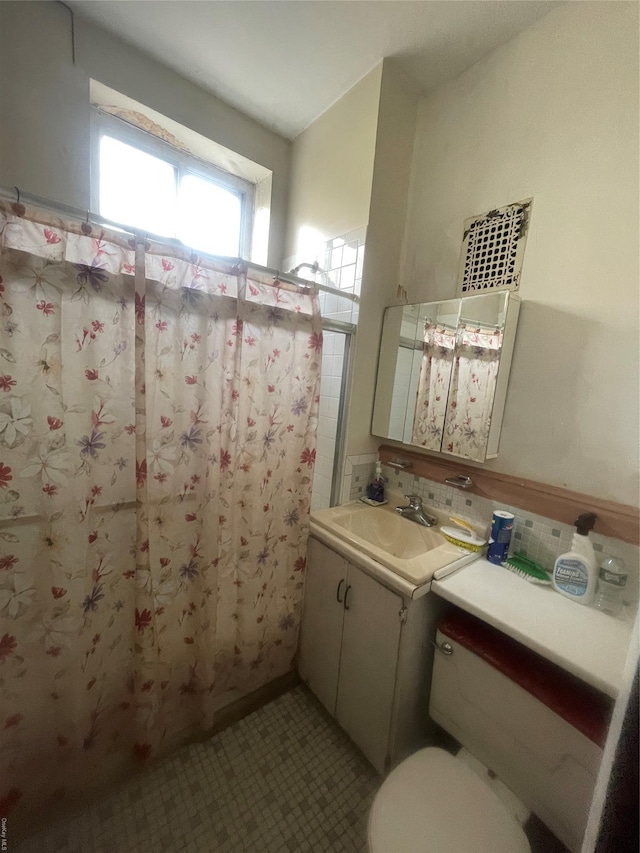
[90,109,255,259]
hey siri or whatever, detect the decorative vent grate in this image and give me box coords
[456,198,532,296]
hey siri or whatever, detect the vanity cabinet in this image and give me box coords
[298,536,448,773]
[298,538,347,715]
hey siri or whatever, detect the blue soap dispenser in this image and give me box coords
[552,512,598,605]
[367,461,385,503]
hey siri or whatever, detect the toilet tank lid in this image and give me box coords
[438,609,611,747]
[369,747,530,853]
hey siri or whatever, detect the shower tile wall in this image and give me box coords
[313,331,346,511]
[286,227,365,511]
[319,228,365,326]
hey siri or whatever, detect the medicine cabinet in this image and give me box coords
[372,291,520,463]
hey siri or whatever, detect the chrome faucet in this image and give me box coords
[396,495,437,528]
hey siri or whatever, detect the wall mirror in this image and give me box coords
[372,291,520,463]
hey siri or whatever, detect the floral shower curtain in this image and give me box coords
[0,202,321,825]
[443,325,502,460]
[411,323,455,451]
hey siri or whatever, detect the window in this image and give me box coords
[92,111,254,258]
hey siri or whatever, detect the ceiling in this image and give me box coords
[70,1,559,140]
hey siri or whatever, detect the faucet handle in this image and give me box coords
[404,494,423,508]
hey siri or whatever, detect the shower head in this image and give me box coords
[288,260,324,277]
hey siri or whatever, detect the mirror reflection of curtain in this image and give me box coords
[411,323,456,450]
[443,325,503,461]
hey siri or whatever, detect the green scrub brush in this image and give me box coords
[502,552,552,585]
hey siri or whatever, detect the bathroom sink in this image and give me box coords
[333,509,445,560]
[310,492,478,586]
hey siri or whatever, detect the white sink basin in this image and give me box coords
[311,493,477,586]
[333,509,446,560]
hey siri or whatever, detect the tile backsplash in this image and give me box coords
[343,453,379,504]
[341,457,640,605]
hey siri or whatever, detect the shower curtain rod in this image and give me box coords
[0,184,359,303]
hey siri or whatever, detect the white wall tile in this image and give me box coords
[326,397,340,418]
[343,242,358,267]
[311,229,365,510]
[340,264,356,291]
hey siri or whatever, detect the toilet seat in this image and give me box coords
[368,748,531,853]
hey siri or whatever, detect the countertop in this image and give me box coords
[432,557,636,698]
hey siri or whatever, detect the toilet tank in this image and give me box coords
[429,610,612,853]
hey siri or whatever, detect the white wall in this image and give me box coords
[0,1,290,267]
[400,1,639,506]
[348,61,420,458]
[0,2,89,210]
[284,65,381,259]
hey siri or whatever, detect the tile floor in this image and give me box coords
[14,685,380,853]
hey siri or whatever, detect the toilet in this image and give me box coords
[368,746,530,853]
[368,609,610,853]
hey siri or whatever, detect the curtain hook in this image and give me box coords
[81,209,92,235]
[12,186,25,217]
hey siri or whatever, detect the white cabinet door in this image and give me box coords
[336,565,403,773]
[298,537,347,715]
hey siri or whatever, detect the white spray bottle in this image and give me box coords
[552,512,598,605]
